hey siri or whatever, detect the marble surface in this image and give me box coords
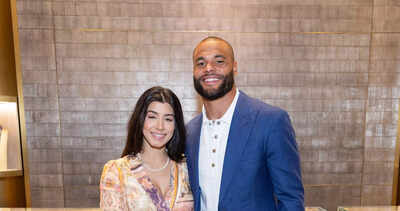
[338,207,400,211]
[308,207,327,211]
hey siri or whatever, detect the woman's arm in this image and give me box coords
[100,160,126,211]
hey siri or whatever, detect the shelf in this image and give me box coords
[0,96,17,103]
[0,169,22,178]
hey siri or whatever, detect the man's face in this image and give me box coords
[192,40,237,101]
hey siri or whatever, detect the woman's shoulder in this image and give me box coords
[103,155,140,172]
[104,156,126,166]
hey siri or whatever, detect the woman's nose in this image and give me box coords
[156,119,164,130]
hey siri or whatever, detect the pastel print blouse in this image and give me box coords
[100,155,194,211]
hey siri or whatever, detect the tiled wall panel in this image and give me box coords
[362,31,400,206]
[16,0,64,207]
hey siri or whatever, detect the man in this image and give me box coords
[185,36,305,211]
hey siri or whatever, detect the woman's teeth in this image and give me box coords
[151,132,165,139]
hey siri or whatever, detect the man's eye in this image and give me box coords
[216,60,224,64]
[197,62,205,66]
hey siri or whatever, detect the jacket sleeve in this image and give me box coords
[264,111,305,211]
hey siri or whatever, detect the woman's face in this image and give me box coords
[142,101,175,151]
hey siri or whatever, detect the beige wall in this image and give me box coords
[15,0,400,210]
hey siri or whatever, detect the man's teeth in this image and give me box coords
[205,78,219,82]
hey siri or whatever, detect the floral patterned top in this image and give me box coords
[100,155,194,211]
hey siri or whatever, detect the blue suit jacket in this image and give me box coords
[185,91,304,211]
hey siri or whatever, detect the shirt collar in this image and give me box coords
[202,88,240,125]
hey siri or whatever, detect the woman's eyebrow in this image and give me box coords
[147,110,158,115]
[147,110,174,116]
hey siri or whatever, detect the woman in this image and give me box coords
[100,86,193,211]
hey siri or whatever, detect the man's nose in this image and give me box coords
[205,62,214,72]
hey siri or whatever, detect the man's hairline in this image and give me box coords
[192,37,235,62]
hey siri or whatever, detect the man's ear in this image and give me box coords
[233,61,238,76]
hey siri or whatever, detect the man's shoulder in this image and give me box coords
[185,113,202,135]
[239,91,288,117]
[186,113,202,127]
[239,91,294,131]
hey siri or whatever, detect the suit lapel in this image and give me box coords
[218,92,256,203]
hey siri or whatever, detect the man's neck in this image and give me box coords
[203,87,237,120]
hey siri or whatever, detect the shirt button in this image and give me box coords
[212,149,216,153]
[214,134,218,139]
[211,163,215,167]
[217,121,220,125]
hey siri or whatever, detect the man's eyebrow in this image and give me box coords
[195,56,205,62]
[215,55,226,59]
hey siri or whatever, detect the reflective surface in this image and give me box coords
[338,207,400,211]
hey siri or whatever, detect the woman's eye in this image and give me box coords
[165,118,174,122]
[147,115,156,119]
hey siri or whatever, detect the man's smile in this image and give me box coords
[200,74,223,86]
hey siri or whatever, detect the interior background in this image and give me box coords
[15,0,400,210]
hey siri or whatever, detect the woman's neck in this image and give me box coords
[140,145,169,168]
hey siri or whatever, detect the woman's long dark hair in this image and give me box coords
[121,86,186,162]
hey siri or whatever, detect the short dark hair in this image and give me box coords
[121,86,186,162]
[193,36,235,61]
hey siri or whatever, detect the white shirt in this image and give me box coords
[198,89,240,211]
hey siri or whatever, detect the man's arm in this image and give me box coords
[264,111,305,211]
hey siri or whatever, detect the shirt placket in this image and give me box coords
[215,121,224,170]
[208,121,219,174]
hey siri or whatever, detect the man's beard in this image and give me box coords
[193,70,235,101]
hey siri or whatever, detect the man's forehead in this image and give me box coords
[193,40,233,58]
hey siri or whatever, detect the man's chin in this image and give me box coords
[200,87,221,96]
[203,92,219,98]
[201,86,219,93]
[199,90,226,101]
